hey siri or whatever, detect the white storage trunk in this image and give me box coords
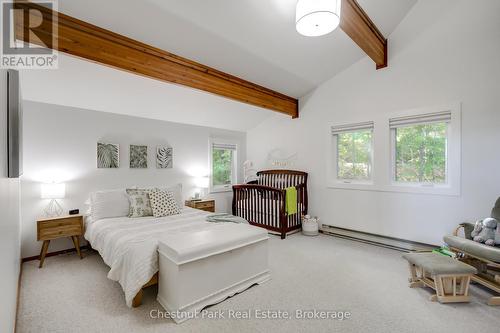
[157,223,270,323]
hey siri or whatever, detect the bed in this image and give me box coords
[85,207,217,307]
[85,185,270,310]
[232,170,308,239]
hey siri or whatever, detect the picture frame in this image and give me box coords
[97,142,119,168]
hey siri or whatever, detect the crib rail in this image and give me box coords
[257,170,307,190]
[232,185,286,235]
[232,179,308,239]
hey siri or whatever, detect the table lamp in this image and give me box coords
[41,183,66,217]
[193,177,209,199]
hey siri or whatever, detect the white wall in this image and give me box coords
[247,0,500,245]
[0,71,5,177]
[21,101,246,258]
[20,53,280,133]
[0,70,21,333]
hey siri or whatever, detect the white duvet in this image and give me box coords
[85,207,221,307]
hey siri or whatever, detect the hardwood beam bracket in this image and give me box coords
[340,0,388,69]
[13,1,299,117]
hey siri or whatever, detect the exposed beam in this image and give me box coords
[340,0,388,69]
[13,2,299,118]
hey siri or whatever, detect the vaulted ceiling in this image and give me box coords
[20,54,279,132]
[21,0,417,131]
[54,0,416,98]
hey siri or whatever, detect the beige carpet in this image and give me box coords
[17,234,500,333]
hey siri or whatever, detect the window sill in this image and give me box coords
[384,183,460,196]
[209,186,233,194]
[327,182,460,196]
[327,181,375,191]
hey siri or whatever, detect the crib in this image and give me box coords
[232,170,308,239]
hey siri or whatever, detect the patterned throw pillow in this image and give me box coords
[126,189,153,217]
[149,189,181,218]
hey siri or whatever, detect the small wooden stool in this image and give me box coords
[403,252,477,303]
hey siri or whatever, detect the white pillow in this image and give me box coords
[159,183,183,208]
[83,198,92,216]
[90,189,130,221]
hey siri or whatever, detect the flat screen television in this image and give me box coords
[7,69,22,178]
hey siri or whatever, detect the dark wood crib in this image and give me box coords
[232,170,308,239]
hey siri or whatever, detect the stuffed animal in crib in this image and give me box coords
[471,218,498,246]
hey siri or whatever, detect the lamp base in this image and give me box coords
[44,199,63,218]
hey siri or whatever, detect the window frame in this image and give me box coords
[387,105,461,195]
[209,138,238,193]
[327,103,461,196]
[390,121,449,186]
[328,121,375,189]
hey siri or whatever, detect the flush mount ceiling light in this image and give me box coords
[296,0,342,37]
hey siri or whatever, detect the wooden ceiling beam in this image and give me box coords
[13,2,299,118]
[340,0,388,69]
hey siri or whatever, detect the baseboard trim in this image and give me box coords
[321,225,437,252]
[14,259,22,333]
[21,245,90,263]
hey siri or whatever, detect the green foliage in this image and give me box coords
[213,149,233,186]
[395,123,447,183]
[337,130,372,180]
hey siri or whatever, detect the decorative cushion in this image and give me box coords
[402,252,477,275]
[444,235,500,263]
[126,189,153,217]
[149,189,181,218]
[140,183,183,208]
[159,183,183,208]
[90,189,130,221]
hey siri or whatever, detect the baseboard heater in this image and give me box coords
[321,225,437,252]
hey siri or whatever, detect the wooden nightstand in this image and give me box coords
[185,199,215,212]
[37,215,84,268]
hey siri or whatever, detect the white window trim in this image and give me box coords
[209,138,238,193]
[327,121,375,189]
[386,104,461,196]
[327,103,461,196]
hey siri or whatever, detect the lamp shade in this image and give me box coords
[194,177,209,189]
[296,0,342,37]
[41,183,66,199]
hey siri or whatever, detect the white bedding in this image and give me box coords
[85,207,225,307]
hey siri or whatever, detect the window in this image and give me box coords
[331,122,374,183]
[390,111,450,185]
[210,141,237,192]
[327,104,461,195]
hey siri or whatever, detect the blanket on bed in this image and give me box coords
[85,208,227,307]
[205,213,248,224]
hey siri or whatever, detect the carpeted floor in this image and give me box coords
[17,234,500,333]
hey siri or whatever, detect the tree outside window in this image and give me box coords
[212,148,234,186]
[337,130,372,180]
[394,123,447,183]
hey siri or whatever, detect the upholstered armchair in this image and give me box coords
[444,197,500,305]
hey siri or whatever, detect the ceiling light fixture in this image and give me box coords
[296,0,342,37]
